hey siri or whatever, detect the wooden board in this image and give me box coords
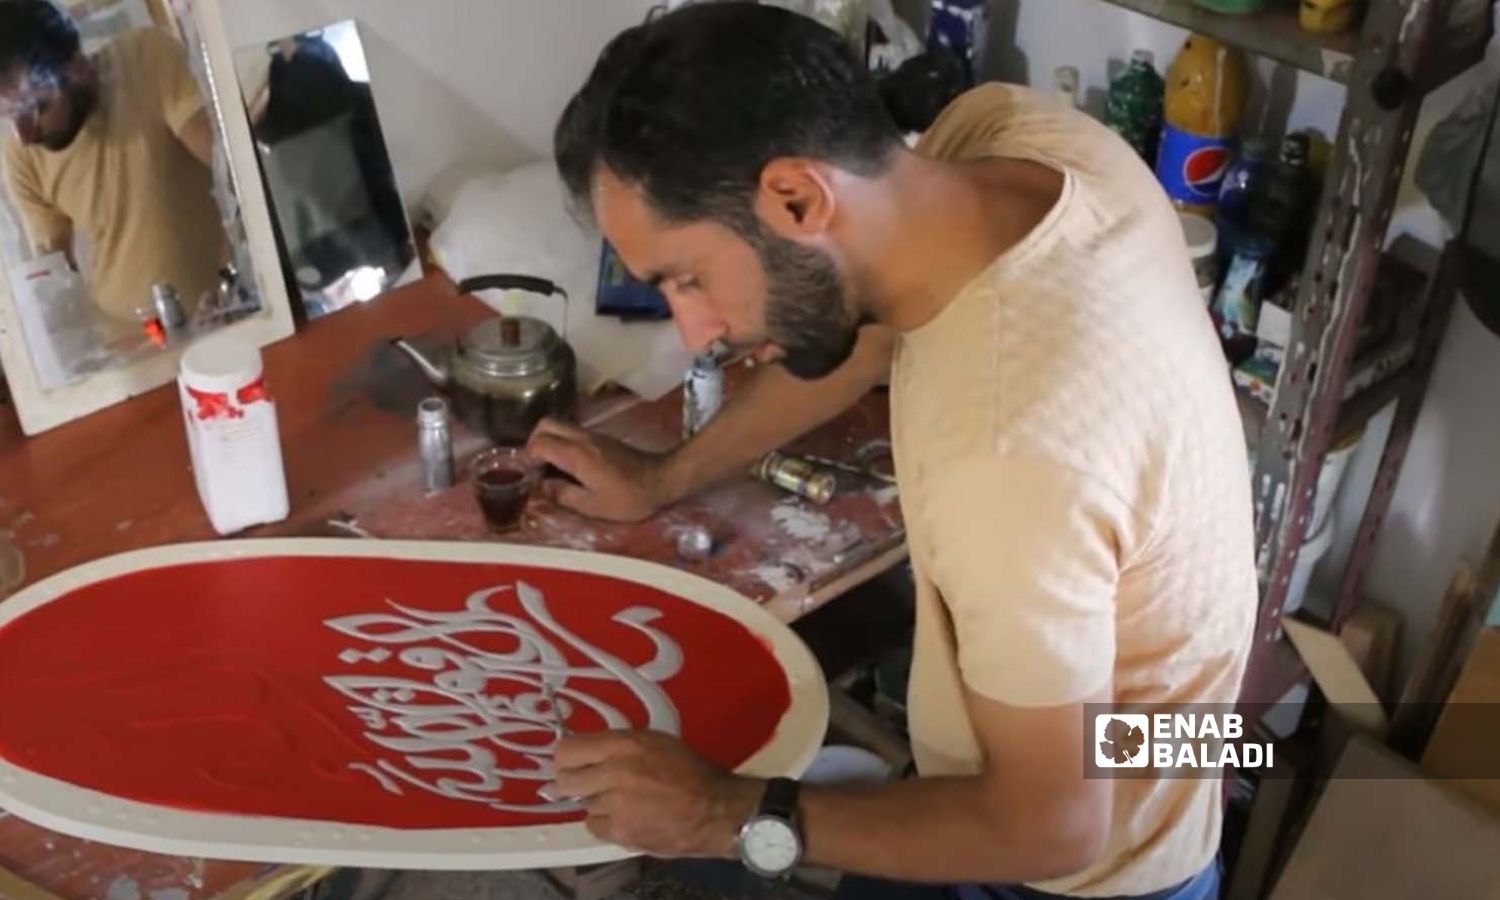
[1421,627,1500,818]
[0,540,828,869]
[1390,565,1480,755]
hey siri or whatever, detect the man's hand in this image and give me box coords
[553,731,761,858]
[525,419,672,522]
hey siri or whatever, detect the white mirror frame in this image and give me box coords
[0,0,295,437]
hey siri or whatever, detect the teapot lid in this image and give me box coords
[461,316,559,378]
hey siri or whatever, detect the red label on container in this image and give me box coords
[185,377,270,421]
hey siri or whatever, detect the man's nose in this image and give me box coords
[663,292,727,355]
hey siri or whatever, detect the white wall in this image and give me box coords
[959,0,1500,680]
[217,0,659,210]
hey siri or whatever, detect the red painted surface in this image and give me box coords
[0,556,790,830]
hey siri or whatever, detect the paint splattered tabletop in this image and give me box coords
[357,366,906,622]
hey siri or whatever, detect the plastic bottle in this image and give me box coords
[1155,34,1250,216]
[1301,0,1356,34]
[178,336,290,535]
[1218,137,1271,230]
[1215,136,1271,263]
[1250,133,1317,299]
[1104,50,1165,163]
[1054,65,1081,109]
[1213,232,1273,363]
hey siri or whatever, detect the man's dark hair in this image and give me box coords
[0,0,82,78]
[555,2,902,234]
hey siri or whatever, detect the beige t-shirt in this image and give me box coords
[3,27,222,322]
[896,84,1257,896]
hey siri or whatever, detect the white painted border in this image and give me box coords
[0,540,829,869]
[0,0,295,436]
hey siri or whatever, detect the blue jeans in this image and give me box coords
[834,860,1220,900]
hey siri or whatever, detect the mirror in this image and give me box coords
[233,20,414,320]
[0,0,295,435]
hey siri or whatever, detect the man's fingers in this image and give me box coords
[553,762,618,800]
[585,813,622,845]
[538,477,596,515]
[555,731,645,770]
[531,417,592,443]
[527,433,595,481]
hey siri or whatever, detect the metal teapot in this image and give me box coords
[392,274,577,445]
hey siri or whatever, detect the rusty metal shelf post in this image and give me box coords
[1073,0,1491,707]
[1242,0,1473,705]
[1331,241,1465,627]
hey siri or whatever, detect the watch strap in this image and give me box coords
[759,777,800,820]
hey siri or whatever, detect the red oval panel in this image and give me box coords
[0,556,791,829]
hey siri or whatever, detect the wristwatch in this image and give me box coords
[736,778,804,879]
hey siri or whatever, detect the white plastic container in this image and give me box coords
[1307,430,1362,538]
[1178,212,1220,304]
[1283,516,1336,615]
[178,336,290,535]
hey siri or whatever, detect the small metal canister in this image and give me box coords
[151,282,188,338]
[682,349,725,438]
[753,451,837,505]
[417,396,455,492]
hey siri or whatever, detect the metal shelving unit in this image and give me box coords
[1101,0,1362,80]
[1079,0,1493,710]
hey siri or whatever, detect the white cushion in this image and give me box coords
[428,160,690,400]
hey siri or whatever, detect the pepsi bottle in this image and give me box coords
[1155,35,1249,215]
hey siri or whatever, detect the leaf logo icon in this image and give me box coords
[1100,717,1146,764]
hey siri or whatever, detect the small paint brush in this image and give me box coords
[536,680,580,806]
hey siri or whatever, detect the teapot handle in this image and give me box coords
[457,273,568,300]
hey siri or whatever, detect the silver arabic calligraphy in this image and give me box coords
[324,580,684,814]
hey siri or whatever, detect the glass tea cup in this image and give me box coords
[471,447,542,533]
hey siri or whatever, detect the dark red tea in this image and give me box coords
[475,468,531,532]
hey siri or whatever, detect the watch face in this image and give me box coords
[742,816,801,875]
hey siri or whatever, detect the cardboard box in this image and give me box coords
[1421,627,1500,818]
[1283,618,1389,738]
[1271,735,1500,899]
[1339,603,1400,705]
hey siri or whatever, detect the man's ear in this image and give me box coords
[753,158,837,241]
[64,55,93,85]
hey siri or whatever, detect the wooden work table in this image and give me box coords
[0,275,907,899]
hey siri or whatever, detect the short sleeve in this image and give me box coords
[136,28,206,135]
[2,142,69,251]
[924,454,1128,708]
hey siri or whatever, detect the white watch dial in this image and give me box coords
[743,817,801,873]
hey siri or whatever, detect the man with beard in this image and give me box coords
[1,0,223,326]
[527,5,1253,899]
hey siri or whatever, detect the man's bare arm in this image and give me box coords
[556,683,1112,885]
[658,324,893,501]
[527,325,894,521]
[793,686,1111,883]
[177,108,215,168]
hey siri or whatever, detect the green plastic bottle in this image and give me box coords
[1105,50,1166,164]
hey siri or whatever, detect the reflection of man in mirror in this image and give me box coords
[0,0,225,326]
